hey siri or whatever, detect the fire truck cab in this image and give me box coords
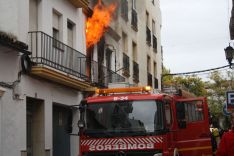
[78,86,212,156]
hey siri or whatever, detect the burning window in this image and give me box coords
[86,0,117,48]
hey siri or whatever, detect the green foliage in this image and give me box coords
[162,66,206,97]
[173,76,206,97]
[162,66,173,85]
[206,71,234,118]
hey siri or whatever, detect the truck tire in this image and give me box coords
[173,148,179,156]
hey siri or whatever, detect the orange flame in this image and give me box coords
[86,0,117,48]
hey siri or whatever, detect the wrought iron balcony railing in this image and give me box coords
[91,60,125,88]
[28,31,124,87]
[146,26,151,46]
[147,73,152,87]
[133,60,139,83]
[123,53,130,77]
[29,31,88,80]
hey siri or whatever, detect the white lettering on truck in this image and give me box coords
[89,143,154,151]
[113,96,128,101]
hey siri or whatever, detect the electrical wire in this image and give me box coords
[163,64,230,77]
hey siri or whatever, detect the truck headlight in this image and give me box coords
[153,153,162,156]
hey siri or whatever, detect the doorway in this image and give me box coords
[53,105,71,156]
[26,97,45,156]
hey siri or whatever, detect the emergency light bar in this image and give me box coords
[95,86,152,95]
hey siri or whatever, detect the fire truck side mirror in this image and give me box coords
[78,100,86,113]
[78,100,86,130]
[78,105,85,112]
[79,100,87,108]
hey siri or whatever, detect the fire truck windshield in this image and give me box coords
[83,100,164,137]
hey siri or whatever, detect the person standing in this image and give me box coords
[216,111,234,156]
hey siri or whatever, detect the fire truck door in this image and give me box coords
[163,99,176,154]
[175,98,212,156]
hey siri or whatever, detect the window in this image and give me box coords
[53,28,59,40]
[153,62,158,88]
[176,100,204,123]
[122,32,128,53]
[29,0,38,31]
[154,62,157,77]
[52,10,62,49]
[121,0,128,21]
[105,48,112,70]
[132,41,137,61]
[185,101,204,122]
[67,20,75,68]
[131,5,138,31]
[133,60,139,83]
[132,42,138,83]
[147,56,152,86]
[67,21,74,47]
[53,28,59,47]
[146,12,151,45]
[122,53,130,77]
[147,56,151,72]
[164,102,172,127]
[85,100,164,134]
[53,10,60,39]
[152,20,157,51]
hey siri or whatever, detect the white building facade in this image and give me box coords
[0,0,162,156]
[0,0,91,156]
[89,0,162,89]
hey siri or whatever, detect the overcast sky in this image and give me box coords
[160,0,232,76]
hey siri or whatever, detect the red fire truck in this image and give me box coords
[78,86,213,156]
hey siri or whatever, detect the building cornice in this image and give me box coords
[0,31,31,55]
[68,0,91,15]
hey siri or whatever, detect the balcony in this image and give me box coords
[131,9,138,31]
[28,31,124,90]
[153,35,157,52]
[68,0,89,13]
[133,61,139,83]
[154,77,158,89]
[91,60,125,88]
[146,27,151,46]
[147,73,152,87]
[122,53,130,77]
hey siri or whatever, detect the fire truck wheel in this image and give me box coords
[173,148,179,156]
